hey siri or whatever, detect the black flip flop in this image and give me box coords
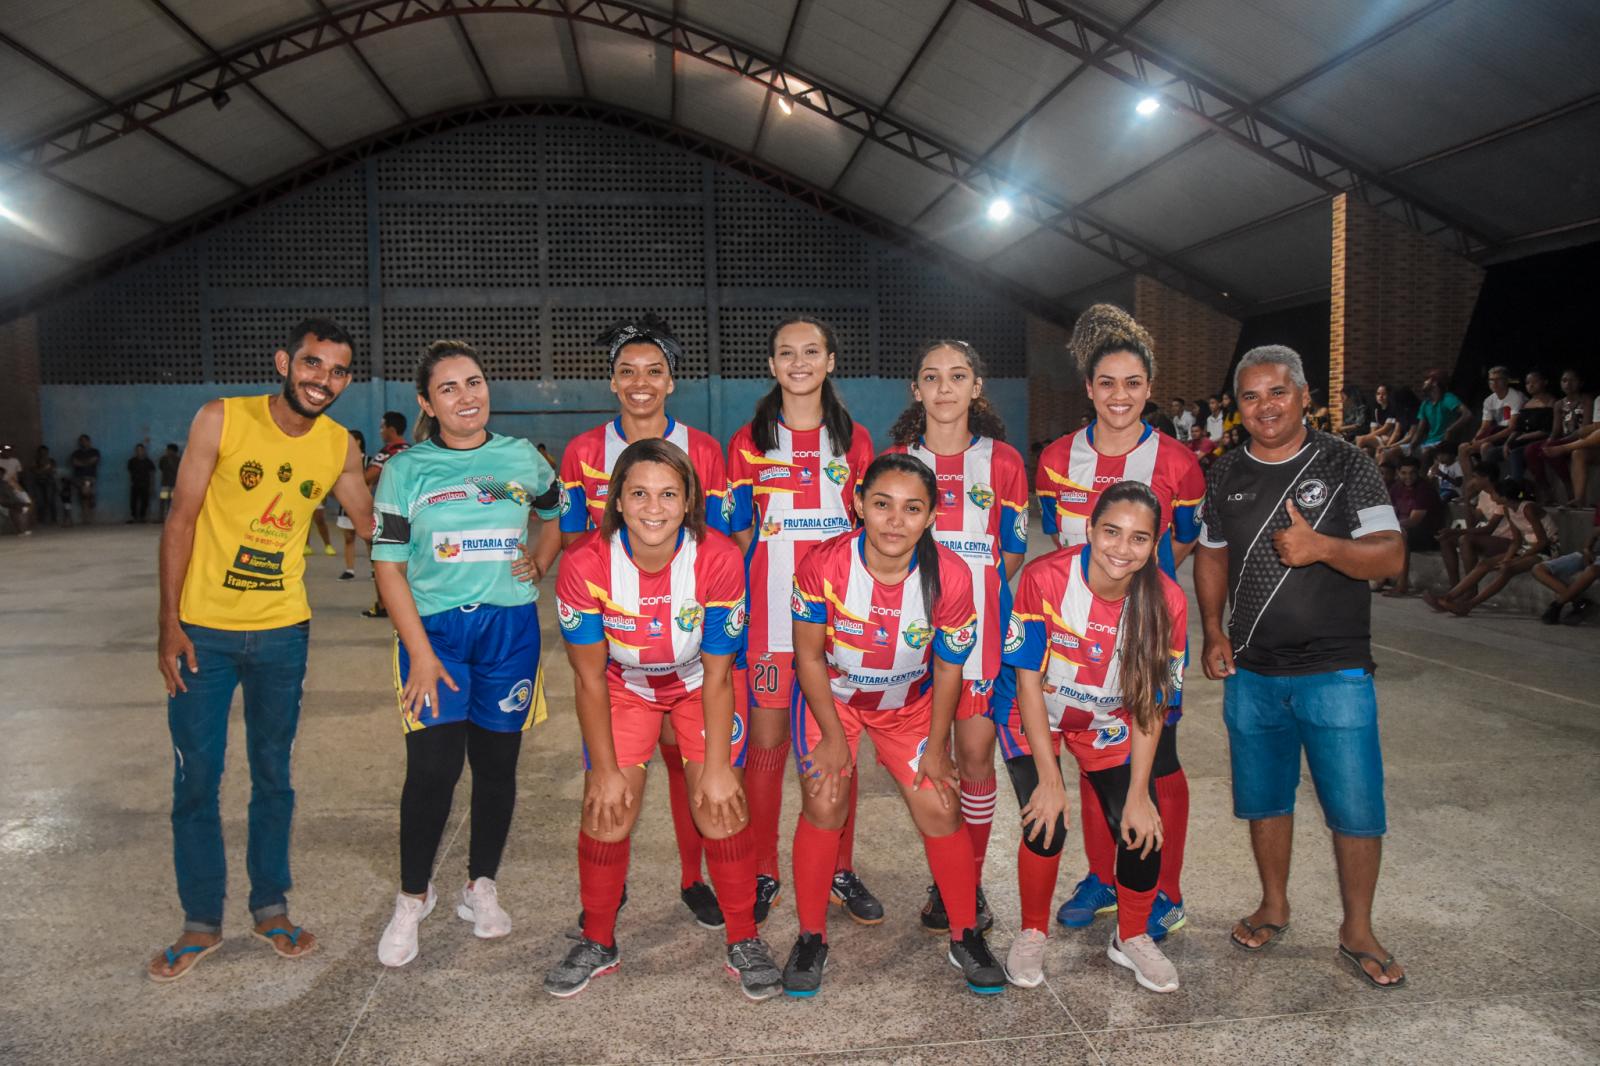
[1230,918,1289,951]
[1338,943,1406,989]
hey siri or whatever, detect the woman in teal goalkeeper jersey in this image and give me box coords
[371,340,563,968]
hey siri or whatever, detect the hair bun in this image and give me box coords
[1068,303,1154,377]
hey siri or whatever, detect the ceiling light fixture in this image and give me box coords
[986,197,1013,223]
[211,89,231,111]
[1135,96,1161,117]
[776,95,794,116]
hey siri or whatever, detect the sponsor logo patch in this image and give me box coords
[724,600,748,638]
[791,588,807,618]
[232,546,284,576]
[675,600,704,633]
[222,570,285,592]
[238,460,263,490]
[557,598,582,631]
[1013,511,1028,542]
[1295,479,1328,510]
[759,467,791,483]
[1003,617,1025,654]
[298,479,323,500]
[498,678,533,715]
[946,624,976,653]
[967,484,994,509]
[277,462,293,483]
[835,617,864,636]
[558,483,572,516]
[908,737,928,775]
[430,529,521,563]
[824,460,849,486]
[902,620,933,650]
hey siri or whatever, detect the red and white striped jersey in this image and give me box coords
[555,528,747,704]
[727,422,874,657]
[1002,544,1187,737]
[888,436,1028,683]
[792,530,976,711]
[1036,423,1205,576]
[558,416,732,536]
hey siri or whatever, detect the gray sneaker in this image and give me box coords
[726,937,783,1001]
[544,936,620,998]
[1107,932,1179,993]
[1005,927,1047,988]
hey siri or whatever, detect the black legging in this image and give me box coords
[130,483,150,521]
[1005,733,1167,894]
[400,722,522,895]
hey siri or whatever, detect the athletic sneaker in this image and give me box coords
[1108,931,1179,993]
[377,885,436,967]
[544,936,620,998]
[1565,599,1593,626]
[323,544,337,556]
[919,883,995,933]
[782,933,828,998]
[1542,601,1564,625]
[753,875,781,925]
[725,938,783,1001]
[1147,891,1185,942]
[681,881,724,929]
[339,568,355,580]
[947,928,1006,995]
[303,544,315,557]
[1004,928,1048,988]
[1057,873,1118,928]
[361,605,388,619]
[458,877,512,939]
[830,869,884,924]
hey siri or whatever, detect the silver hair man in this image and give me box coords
[1234,345,1308,394]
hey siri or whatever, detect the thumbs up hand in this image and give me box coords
[1273,498,1324,568]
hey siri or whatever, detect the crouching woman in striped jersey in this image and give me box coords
[996,481,1187,992]
[544,438,782,1001]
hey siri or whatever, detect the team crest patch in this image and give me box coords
[558,484,572,516]
[498,678,533,715]
[1295,479,1328,510]
[298,479,323,500]
[967,484,995,510]
[908,737,928,775]
[1088,641,1105,663]
[277,462,293,483]
[507,481,531,507]
[902,620,933,650]
[799,466,814,485]
[676,600,704,633]
[721,491,734,523]
[434,536,461,561]
[724,600,748,638]
[1004,617,1025,654]
[730,712,745,745]
[1093,723,1129,749]
[557,598,581,631]
[239,460,263,490]
[1013,511,1028,542]
[941,488,958,509]
[947,624,976,653]
[791,588,807,618]
[824,460,848,486]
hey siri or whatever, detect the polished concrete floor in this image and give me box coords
[2,523,1598,1065]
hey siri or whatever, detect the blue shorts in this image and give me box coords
[1541,552,1594,584]
[395,602,545,733]
[1222,667,1387,837]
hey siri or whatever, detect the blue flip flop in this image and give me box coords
[148,939,221,983]
[252,925,317,959]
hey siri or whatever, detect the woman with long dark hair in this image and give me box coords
[996,480,1187,992]
[1033,304,1204,942]
[781,454,1005,998]
[544,439,781,1000]
[373,341,563,967]
[887,340,1028,934]
[725,316,880,926]
[556,315,734,928]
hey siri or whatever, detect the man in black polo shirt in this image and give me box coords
[1195,345,1408,989]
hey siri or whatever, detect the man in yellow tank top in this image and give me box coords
[148,319,373,983]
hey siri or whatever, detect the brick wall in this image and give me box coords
[1026,313,1080,450]
[1331,194,1484,421]
[1134,275,1243,414]
[0,315,42,455]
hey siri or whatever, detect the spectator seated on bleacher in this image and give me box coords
[1378,455,1446,597]
[1424,478,1556,617]
[1533,509,1599,626]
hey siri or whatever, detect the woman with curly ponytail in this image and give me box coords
[887,340,1029,933]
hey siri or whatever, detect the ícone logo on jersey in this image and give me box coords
[557,598,581,632]
[824,460,849,486]
[724,600,748,638]
[239,460,263,490]
[675,601,704,633]
[498,678,533,715]
[967,484,994,510]
[1295,479,1328,510]
[902,619,933,650]
[1003,617,1025,654]
[947,624,975,653]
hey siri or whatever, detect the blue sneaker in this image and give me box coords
[1056,873,1117,928]
[1147,891,1185,942]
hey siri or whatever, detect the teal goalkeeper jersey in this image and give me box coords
[372,433,561,616]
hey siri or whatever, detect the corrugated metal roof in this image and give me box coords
[152,89,316,187]
[359,20,485,119]
[0,45,96,147]
[750,98,861,190]
[682,0,799,55]
[159,0,317,53]
[675,62,767,153]
[251,46,404,147]
[1179,200,1332,304]
[831,142,954,226]
[464,13,584,100]
[787,0,949,108]
[0,0,205,101]
[0,173,153,260]
[986,227,1126,297]
[51,132,240,222]
[913,183,1041,262]
[571,21,673,121]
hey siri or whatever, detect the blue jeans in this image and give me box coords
[1222,667,1387,837]
[168,621,309,932]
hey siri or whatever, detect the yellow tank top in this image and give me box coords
[180,395,349,630]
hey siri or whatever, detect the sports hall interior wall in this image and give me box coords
[23,117,1031,514]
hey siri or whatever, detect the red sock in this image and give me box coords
[960,775,998,883]
[659,741,703,889]
[1018,842,1061,934]
[1155,769,1189,903]
[1117,885,1158,942]
[923,827,978,937]
[704,828,758,944]
[578,832,630,948]
[834,773,859,873]
[1079,772,1117,884]
[793,815,843,939]
[743,742,788,879]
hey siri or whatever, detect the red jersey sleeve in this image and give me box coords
[930,546,977,664]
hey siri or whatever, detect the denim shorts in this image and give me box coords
[1542,552,1592,584]
[1222,667,1387,837]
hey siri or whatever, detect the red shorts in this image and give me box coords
[954,679,994,722]
[745,648,795,710]
[996,713,1130,773]
[791,689,946,790]
[588,672,750,771]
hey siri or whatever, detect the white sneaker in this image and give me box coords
[1005,928,1048,988]
[377,885,436,967]
[1108,932,1179,993]
[458,877,512,939]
